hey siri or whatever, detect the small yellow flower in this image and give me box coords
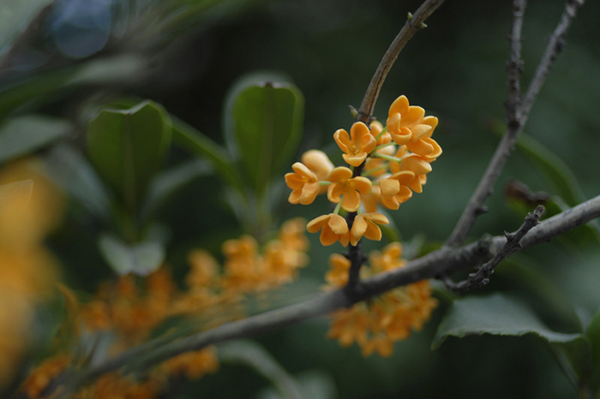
[307,213,350,247]
[186,250,219,288]
[333,121,377,167]
[327,167,372,212]
[278,218,309,252]
[361,184,381,213]
[369,242,405,273]
[326,242,438,358]
[369,121,392,146]
[379,170,416,210]
[405,116,442,162]
[324,253,351,287]
[285,162,321,205]
[301,150,334,194]
[386,95,435,147]
[350,212,389,246]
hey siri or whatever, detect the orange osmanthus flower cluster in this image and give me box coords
[285,96,441,357]
[325,243,438,357]
[285,95,441,247]
[18,219,309,398]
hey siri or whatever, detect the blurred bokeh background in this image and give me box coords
[1,0,599,397]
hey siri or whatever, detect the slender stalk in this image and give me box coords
[356,0,447,123]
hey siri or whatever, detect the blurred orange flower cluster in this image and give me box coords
[0,159,64,390]
[18,218,309,398]
[285,95,441,247]
[325,243,438,357]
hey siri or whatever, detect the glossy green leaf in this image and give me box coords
[87,101,172,212]
[497,255,581,332]
[225,73,304,197]
[0,115,71,163]
[433,293,582,348]
[433,293,591,386]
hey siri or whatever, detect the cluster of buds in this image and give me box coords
[285,95,441,247]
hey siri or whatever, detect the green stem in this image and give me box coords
[333,201,342,215]
[373,153,402,163]
[375,126,389,141]
[363,165,388,177]
[374,142,395,151]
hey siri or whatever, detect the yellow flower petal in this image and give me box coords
[329,214,349,234]
[327,167,352,182]
[333,129,351,153]
[410,124,433,142]
[341,190,361,212]
[401,156,432,175]
[350,215,368,246]
[402,106,425,127]
[307,214,330,233]
[342,153,368,167]
[352,177,372,195]
[380,178,400,198]
[388,95,409,118]
[301,150,334,180]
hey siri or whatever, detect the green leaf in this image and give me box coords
[257,370,338,399]
[141,158,213,221]
[433,293,582,348]
[170,115,243,193]
[87,101,172,213]
[433,293,591,386]
[97,225,168,276]
[219,340,304,399]
[514,132,585,207]
[0,56,145,122]
[45,144,111,221]
[490,120,585,207]
[586,309,600,392]
[0,115,71,163]
[224,73,304,197]
[496,255,581,332]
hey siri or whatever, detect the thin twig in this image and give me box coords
[445,0,584,248]
[54,194,600,398]
[445,0,527,248]
[356,0,446,123]
[520,0,585,117]
[442,205,544,293]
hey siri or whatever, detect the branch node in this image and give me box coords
[475,205,489,216]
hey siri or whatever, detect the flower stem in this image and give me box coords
[375,127,389,141]
[373,153,402,163]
